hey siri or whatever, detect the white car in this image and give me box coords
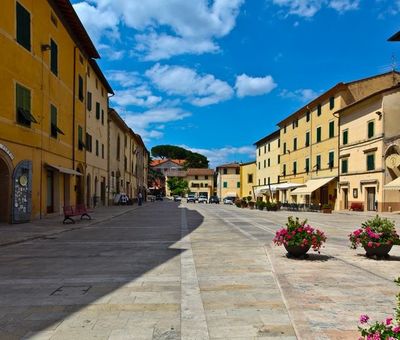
[198,196,208,203]
[223,196,236,205]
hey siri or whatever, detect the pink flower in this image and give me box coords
[385,317,392,325]
[359,314,369,324]
[393,326,400,333]
[367,242,373,247]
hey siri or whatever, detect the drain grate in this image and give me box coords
[50,285,91,296]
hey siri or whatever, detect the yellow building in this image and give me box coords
[0,0,99,222]
[216,163,241,199]
[186,169,215,198]
[85,59,113,207]
[240,161,256,199]
[337,85,400,212]
[279,72,400,209]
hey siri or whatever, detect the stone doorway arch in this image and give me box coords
[0,153,12,223]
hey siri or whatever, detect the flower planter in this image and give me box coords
[363,244,393,258]
[284,244,311,257]
[322,208,332,214]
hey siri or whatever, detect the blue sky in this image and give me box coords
[72,0,400,167]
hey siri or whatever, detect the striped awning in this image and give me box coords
[291,177,335,195]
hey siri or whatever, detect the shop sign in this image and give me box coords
[0,143,14,160]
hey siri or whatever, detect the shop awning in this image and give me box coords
[275,182,305,191]
[254,185,276,196]
[384,177,400,190]
[46,164,82,176]
[291,177,336,195]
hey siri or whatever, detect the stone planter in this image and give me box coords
[363,244,393,258]
[284,244,311,258]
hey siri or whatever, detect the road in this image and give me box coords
[0,201,399,339]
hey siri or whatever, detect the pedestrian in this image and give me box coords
[138,192,143,206]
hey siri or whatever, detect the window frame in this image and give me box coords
[366,153,375,171]
[342,129,348,145]
[341,158,348,174]
[316,126,322,143]
[50,38,58,76]
[329,120,335,139]
[367,120,375,139]
[16,1,31,51]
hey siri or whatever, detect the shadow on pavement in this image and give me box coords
[0,201,204,338]
[284,253,334,262]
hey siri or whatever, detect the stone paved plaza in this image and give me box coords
[0,201,399,339]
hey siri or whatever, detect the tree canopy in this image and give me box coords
[167,177,189,196]
[151,145,209,169]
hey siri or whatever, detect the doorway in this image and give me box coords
[343,188,349,209]
[46,171,54,213]
[0,158,11,223]
[366,187,376,211]
[101,177,106,206]
[64,174,70,207]
[86,174,91,208]
[320,186,328,206]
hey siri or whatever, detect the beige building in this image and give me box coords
[337,85,400,212]
[278,71,400,208]
[187,169,214,198]
[85,60,113,207]
[133,134,148,197]
[216,163,241,199]
[240,161,256,199]
[254,130,281,201]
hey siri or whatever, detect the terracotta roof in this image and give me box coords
[150,159,186,167]
[187,168,214,176]
[254,130,280,146]
[216,162,240,169]
[51,0,99,58]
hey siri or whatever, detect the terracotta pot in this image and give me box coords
[363,244,393,258]
[284,244,311,257]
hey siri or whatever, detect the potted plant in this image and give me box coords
[240,199,248,208]
[322,204,332,214]
[273,217,327,258]
[235,200,241,208]
[248,201,255,209]
[349,215,400,258]
[256,201,265,211]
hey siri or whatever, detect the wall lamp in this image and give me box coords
[41,44,51,52]
[375,111,383,119]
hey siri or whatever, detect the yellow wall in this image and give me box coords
[255,133,280,186]
[187,175,214,197]
[217,166,241,198]
[240,162,256,199]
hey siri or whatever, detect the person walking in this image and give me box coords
[138,192,143,206]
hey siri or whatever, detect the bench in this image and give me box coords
[350,202,364,211]
[63,204,92,224]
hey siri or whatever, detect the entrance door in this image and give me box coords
[0,158,11,223]
[101,177,106,206]
[320,186,329,206]
[343,188,349,210]
[367,187,376,211]
[46,171,54,213]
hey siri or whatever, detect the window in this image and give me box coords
[195,175,198,180]
[293,137,297,151]
[305,131,310,147]
[223,182,227,188]
[305,158,310,173]
[316,126,322,143]
[78,126,84,150]
[264,160,266,168]
[96,102,100,120]
[264,178,266,185]
[50,104,64,138]
[329,96,335,110]
[343,129,348,145]
[87,92,92,111]
[268,177,270,184]
[341,159,348,174]
[258,162,260,170]
[306,110,310,122]
[278,138,280,148]
[328,151,334,168]
[78,75,84,101]
[248,174,253,183]
[237,182,240,188]
[86,133,92,152]
[316,155,321,170]
[205,176,208,180]
[124,135,127,148]
[368,121,374,139]
[16,83,36,127]
[317,104,322,116]
[50,12,58,27]
[223,168,227,175]
[101,110,104,125]
[16,2,31,51]
[117,135,120,160]
[293,161,297,175]
[258,179,261,185]
[264,145,266,154]
[367,154,375,171]
[236,168,240,175]
[283,142,287,154]
[95,79,98,89]
[96,140,99,156]
[268,158,270,167]
[329,121,334,138]
[102,144,104,159]
[284,125,286,133]
[278,155,280,164]
[268,143,271,152]
[283,164,286,176]
[50,39,58,76]
[124,156,127,171]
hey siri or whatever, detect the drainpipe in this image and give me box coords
[72,47,77,170]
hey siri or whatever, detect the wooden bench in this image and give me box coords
[63,204,92,224]
[350,202,364,211]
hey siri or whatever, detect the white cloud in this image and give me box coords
[73,0,244,60]
[146,64,234,106]
[106,70,141,87]
[111,86,162,108]
[270,0,360,18]
[181,145,255,168]
[235,74,277,98]
[280,88,320,102]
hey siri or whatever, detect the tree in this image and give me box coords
[184,152,209,169]
[151,145,209,168]
[167,177,189,196]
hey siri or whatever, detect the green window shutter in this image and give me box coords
[329,121,334,138]
[368,121,374,138]
[306,110,310,122]
[367,154,375,171]
[223,182,227,188]
[293,138,297,150]
[50,39,58,75]
[87,92,92,111]
[317,104,322,116]
[343,130,348,145]
[237,182,240,188]
[50,105,57,138]
[283,143,286,153]
[316,155,321,170]
[305,132,310,147]
[329,151,334,168]
[16,83,32,126]
[341,159,348,174]
[16,2,31,51]
[78,126,83,150]
[317,127,321,142]
[96,102,100,119]
[305,158,309,173]
[329,96,335,110]
[277,155,280,164]
[293,161,297,175]
[78,76,84,101]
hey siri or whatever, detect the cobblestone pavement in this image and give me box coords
[0,201,398,339]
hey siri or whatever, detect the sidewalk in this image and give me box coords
[0,204,141,247]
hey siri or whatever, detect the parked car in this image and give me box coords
[198,195,208,204]
[173,195,182,202]
[223,196,236,205]
[187,194,196,203]
[155,195,163,201]
[209,196,220,204]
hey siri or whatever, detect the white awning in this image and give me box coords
[291,177,336,195]
[46,164,83,176]
[225,192,238,197]
[275,182,305,191]
[384,177,400,190]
